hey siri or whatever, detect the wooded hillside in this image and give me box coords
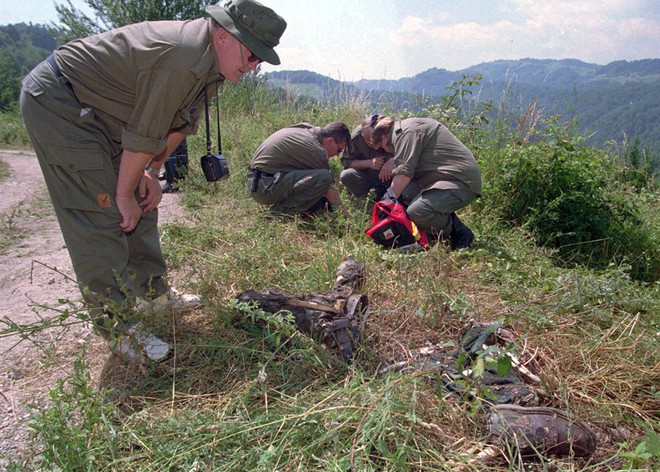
[266,59,660,155]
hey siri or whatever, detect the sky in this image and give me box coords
[1,0,659,81]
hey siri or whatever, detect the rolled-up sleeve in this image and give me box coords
[170,99,202,136]
[392,130,424,178]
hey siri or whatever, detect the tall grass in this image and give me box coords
[0,108,31,146]
[3,75,658,471]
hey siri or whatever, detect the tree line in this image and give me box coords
[0,0,218,112]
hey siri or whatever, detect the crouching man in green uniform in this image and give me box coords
[367,116,482,249]
[340,115,393,201]
[20,0,287,362]
[248,122,351,215]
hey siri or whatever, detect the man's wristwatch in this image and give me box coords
[144,166,160,176]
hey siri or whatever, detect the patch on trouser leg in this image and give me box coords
[97,193,112,208]
[293,175,314,187]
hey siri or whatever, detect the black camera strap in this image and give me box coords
[216,89,222,155]
[200,84,230,183]
[204,85,222,156]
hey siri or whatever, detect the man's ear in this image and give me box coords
[212,26,231,47]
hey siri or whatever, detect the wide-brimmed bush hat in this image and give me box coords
[206,0,287,65]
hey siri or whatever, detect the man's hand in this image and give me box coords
[324,186,348,216]
[117,194,142,232]
[370,156,386,170]
[116,149,153,233]
[379,158,395,181]
[139,171,163,213]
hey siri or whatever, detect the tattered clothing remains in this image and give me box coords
[237,257,369,362]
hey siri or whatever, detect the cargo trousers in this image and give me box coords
[248,168,333,214]
[401,180,478,235]
[339,167,389,200]
[20,59,169,325]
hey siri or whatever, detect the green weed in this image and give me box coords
[0,205,25,254]
[26,348,122,470]
[616,433,660,470]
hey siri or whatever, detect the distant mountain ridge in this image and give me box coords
[352,58,659,91]
[265,58,660,152]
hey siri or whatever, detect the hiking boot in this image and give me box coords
[161,181,180,193]
[487,404,597,458]
[136,288,202,314]
[449,213,474,250]
[304,196,333,215]
[107,322,171,362]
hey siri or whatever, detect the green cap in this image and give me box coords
[206,0,287,65]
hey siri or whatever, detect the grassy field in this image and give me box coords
[2,77,658,471]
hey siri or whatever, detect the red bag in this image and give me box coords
[365,201,429,250]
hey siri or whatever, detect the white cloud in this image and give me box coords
[517,1,660,61]
[386,0,659,72]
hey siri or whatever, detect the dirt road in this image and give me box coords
[0,150,183,465]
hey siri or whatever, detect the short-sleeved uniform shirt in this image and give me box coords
[55,18,224,156]
[389,118,482,195]
[340,125,392,169]
[250,124,330,174]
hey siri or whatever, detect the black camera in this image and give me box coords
[200,153,230,182]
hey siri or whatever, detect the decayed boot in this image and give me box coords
[237,257,369,362]
[487,404,597,458]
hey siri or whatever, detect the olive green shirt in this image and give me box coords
[250,123,330,174]
[340,125,392,168]
[389,118,482,195]
[55,18,224,156]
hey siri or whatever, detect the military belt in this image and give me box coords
[248,168,275,177]
[46,53,77,98]
[46,54,64,79]
[248,168,276,192]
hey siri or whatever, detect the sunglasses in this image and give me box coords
[248,53,263,64]
[370,114,380,127]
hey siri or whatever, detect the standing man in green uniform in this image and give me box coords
[340,115,393,201]
[248,122,351,215]
[368,116,481,249]
[20,0,287,362]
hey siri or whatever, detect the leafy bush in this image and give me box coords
[481,120,659,281]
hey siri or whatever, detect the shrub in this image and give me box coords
[481,120,659,282]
